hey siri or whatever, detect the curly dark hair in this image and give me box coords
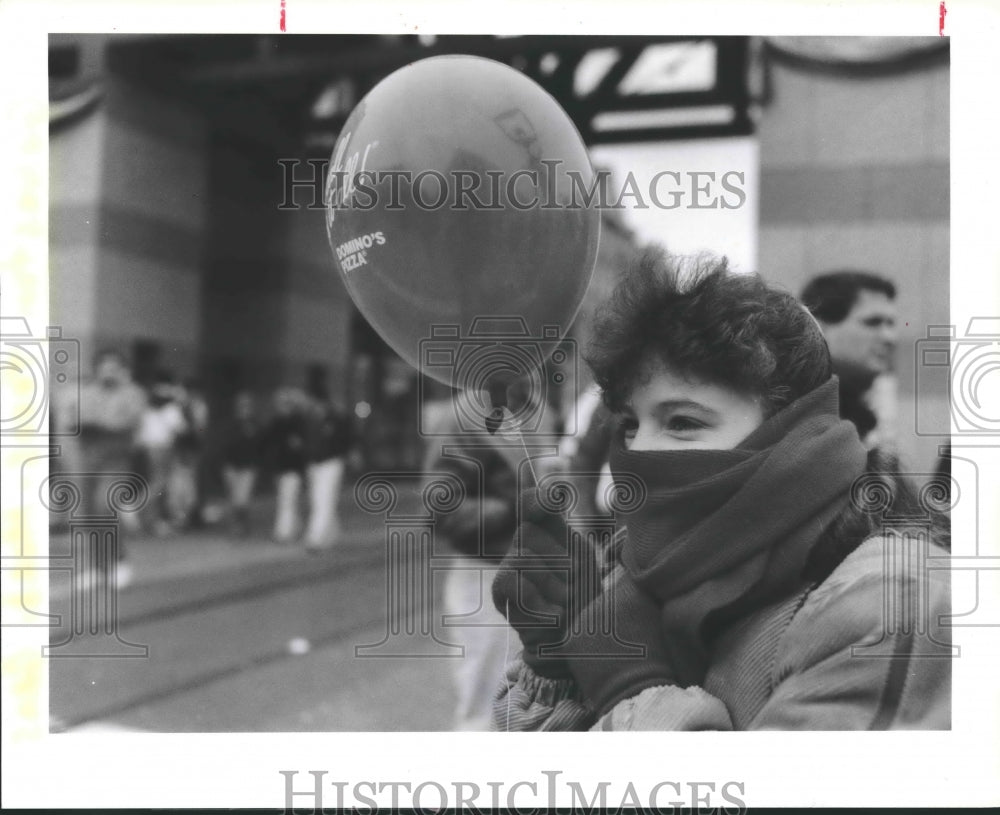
[585,247,832,416]
[588,249,950,590]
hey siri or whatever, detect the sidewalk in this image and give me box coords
[46,477,465,732]
[47,482,410,621]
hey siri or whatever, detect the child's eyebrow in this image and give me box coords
[652,400,720,420]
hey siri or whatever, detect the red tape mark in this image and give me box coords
[280,0,287,32]
[939,1,947,36]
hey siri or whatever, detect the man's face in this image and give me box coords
[619,362,765,452]
[821,290,898,381]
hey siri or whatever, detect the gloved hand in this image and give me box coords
[492,487,602,679]
[566,568,675,716]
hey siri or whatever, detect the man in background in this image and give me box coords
[801,270,898,449]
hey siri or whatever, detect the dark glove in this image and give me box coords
[492,487,602,679]
[565,569,675,716]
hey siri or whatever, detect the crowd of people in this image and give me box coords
[131,370,209,536]
[52,353,355,584]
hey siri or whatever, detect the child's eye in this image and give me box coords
[618,416,638,439]
[665,415,705,433]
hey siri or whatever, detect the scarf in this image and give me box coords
[838,375,878,441]
[609,377,868,687]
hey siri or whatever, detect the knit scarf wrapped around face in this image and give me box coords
[609,377,869,688]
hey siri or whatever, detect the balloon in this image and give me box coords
[325,55,601,410]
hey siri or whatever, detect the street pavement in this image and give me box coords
[46,484,494,732]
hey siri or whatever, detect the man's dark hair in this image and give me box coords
[800,270,896,325]
[585,248,832,417]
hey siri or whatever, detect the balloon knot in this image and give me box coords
[485,406,505,435]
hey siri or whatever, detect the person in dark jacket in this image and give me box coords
[491,249,950,731]
[171,378,210,529]
[303,391,353,552]
[266,387,310,543]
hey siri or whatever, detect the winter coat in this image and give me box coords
[492,535,951,731]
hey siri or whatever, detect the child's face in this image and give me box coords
[619,363,765,452]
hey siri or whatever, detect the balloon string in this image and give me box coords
[515,428,539,487]
[488,406,538,487]
[504,597,512,732]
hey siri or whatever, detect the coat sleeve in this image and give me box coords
[490,656,594,731]
[590,538,951,731]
